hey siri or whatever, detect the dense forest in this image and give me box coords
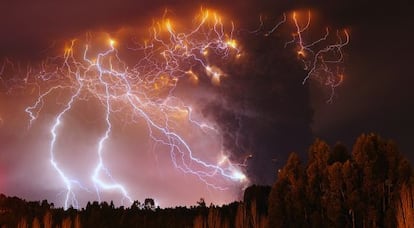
[1,133,414,228]
[268,133,413,228]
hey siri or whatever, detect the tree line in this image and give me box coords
[0,186,270,227]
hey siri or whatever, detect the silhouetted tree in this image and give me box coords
[329,142,350,165]
[396,183,414,228]
[32,217,40,228]
[197,198,206,208]
[144,198,155,210]
[131,200,141,210]
[306,139,330,227]
[325,162,347,226]
[269,152,306,227]
[352,133,398,226]
[43,210,52,228]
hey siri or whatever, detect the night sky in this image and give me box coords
[0,0,413,208]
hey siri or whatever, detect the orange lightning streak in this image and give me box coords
[286,11,349,102]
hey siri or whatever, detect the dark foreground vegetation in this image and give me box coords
[1,133,414,228]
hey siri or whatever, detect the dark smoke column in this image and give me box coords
[204,31,313,185]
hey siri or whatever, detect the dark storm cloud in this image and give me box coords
[200,27,314,184]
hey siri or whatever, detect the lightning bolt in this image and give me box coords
[49,82,83,209]
[22,9,246,209]
[1,8,349,209]
[288,11,350,102]
[250,10,348,102]
[90,40,133,204]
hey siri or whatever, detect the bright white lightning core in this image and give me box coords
[23,9,246,209]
